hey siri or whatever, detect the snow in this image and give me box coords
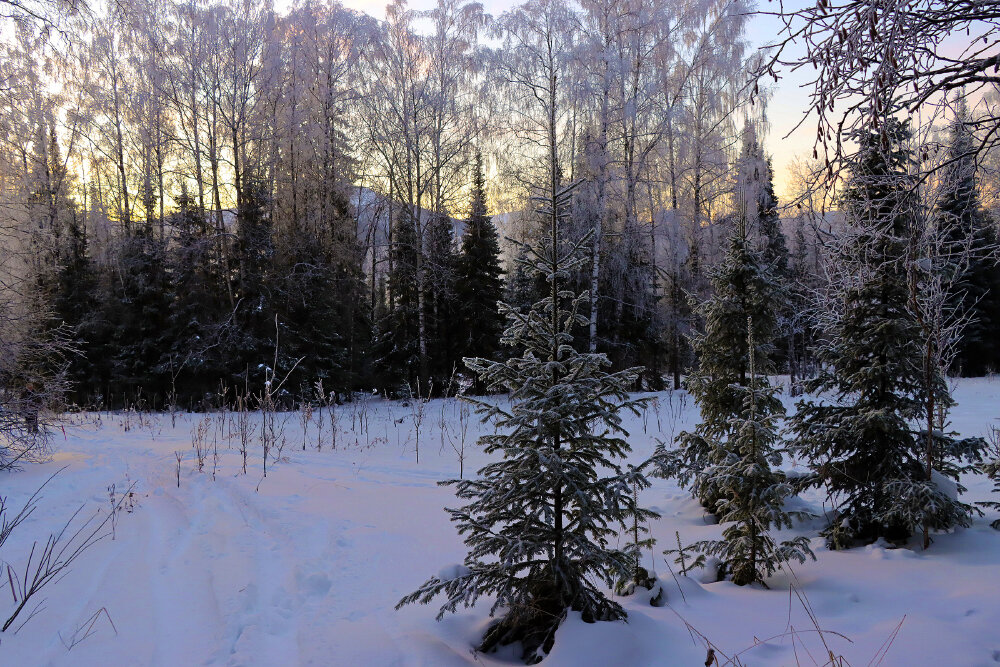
[2,379,1000,665]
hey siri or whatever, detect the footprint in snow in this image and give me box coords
[297,571,332,599]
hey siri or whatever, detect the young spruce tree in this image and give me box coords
[653,196,811,583]
[655,215,782,515]
[684,317,813,586]
[397,181,656,664]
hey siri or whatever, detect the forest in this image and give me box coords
[3,0,1000,664]
[1,0,998,410]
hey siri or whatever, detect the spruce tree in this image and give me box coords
[685,318,813,586]
[981,438,1000,530]
[735,124,791,371]
[26,122,95,404]
[379,206,421,393]
[655,218,783,516]
[504,242,542,316]
[755,159,788,278]
[454,153,504,392]
[325,191,373,393]
[27,122,73,290]
[397,181,656,664]
[661,218,693,391]
[790,119,981,548]
[938,103,1000,376]
[53,212,103,406]
[104,223,172,404]
[600,226,661,389]
[161,193,226,404]
[425,213,459,390]
[274,186,370,397]
[232,178,278,389]
[786,215,819,394]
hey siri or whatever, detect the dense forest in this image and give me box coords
[2,0,998,412]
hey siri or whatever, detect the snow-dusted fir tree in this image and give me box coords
[652,195,811,581]
[790,118,981,548]
[686,318,812,586]
[654,212,782,515]
[397,180,656,664]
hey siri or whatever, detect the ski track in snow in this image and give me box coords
[1,380,999,665]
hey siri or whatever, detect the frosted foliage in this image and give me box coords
[397,181,657,664]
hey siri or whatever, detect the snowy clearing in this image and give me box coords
[2,379,1000,666]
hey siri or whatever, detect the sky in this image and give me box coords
[329,0,818,202]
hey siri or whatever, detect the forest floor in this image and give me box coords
[2,378,1000,666]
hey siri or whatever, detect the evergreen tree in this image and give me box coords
[454,153,504,393]
[685,319,813,586]
[161,193,228,405]
[231,177,278,390]
[397,181,656,664]
[379,206,421,393]
[24,124,102,406]
[790,119,981,548]
[735,124,791,371]
[324,192,373,393]
[655,218,783,516]
[275,185,372,397]
[274,224,343,394]
[755,158,788,278]
[655,141,811,580]
[981,437,1000,530]
[103,224,172,404]
[504,242,541,315]
[27,122,72,288]
[425,213,459,390]
[661,215,693,390]
[938,103,1000,376]
[52,212,103,406]
[785,215,819,394]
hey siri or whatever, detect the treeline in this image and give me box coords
[2,0,1000,410]
[0,0,751,407]
[27,149,504,408]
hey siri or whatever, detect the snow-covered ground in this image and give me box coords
[2,378,1000,666]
